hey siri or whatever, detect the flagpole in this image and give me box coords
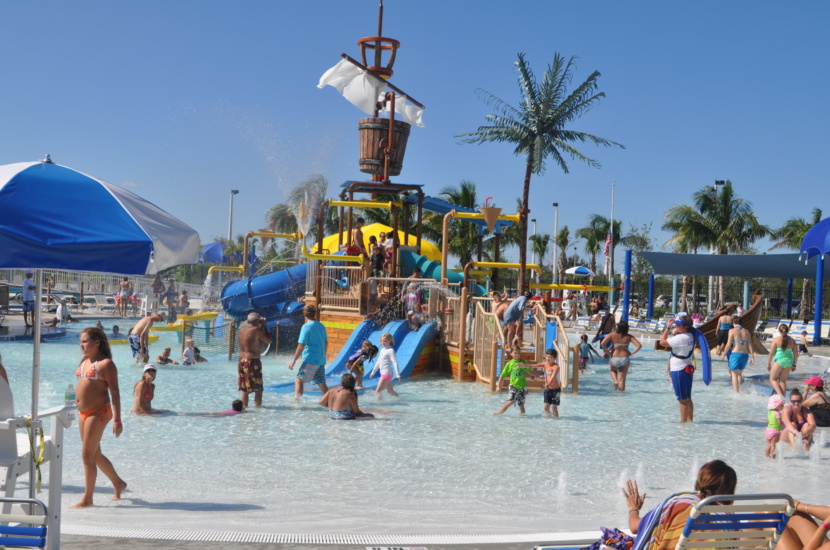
[609,180,616,306]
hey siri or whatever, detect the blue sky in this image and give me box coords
[2,1,828,270]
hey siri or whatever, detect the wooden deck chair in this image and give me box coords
[0,497,48,549]
[676,493,795,550]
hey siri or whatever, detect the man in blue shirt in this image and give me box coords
[22,270,36,327]
[502,290,532,345]
[288,305,329,397]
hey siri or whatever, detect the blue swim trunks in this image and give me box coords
[22,300,35,313]
[297,361,326,385]
[728,352,749,371]
[128,334,141,357]
[670,369,693,401]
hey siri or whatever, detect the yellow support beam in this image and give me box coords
[454,211,521,223]
[328,199,402,210]
[249,231,300,240]
[301,245,363,264]
[207,266,244,275]
[530,283,616,292]
[475,261,542,273]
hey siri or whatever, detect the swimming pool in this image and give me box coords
[2,327,829,536]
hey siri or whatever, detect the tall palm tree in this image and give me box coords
[457,53,623,294]
[770,208,822,315]
[554,226,571,286]
[663,180,768,308]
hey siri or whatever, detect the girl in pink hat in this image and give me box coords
[765,395,785,459]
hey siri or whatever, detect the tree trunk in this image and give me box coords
[801,278,809,319]
[681,275,688,305]
[518,147,534,295]
[718,275,725,309]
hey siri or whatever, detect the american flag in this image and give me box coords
[604,231,612,256]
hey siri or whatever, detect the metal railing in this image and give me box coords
[530,303,573,391]
[320,264,365,312]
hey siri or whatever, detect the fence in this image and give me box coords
[472,301,504,390]
[320,264,365,312]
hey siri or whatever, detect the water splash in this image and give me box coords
[635,462,645,486]
[557,471,567,493]
[687,455,700,486]
[617,468,630,488]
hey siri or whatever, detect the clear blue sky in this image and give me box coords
[2,1,828,270]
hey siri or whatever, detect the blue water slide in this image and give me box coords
[398,250,487,296]
[221,263,307,321]
[264,320,438,395]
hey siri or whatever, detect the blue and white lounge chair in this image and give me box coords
[0,497,48,549]
[631,492,794,550]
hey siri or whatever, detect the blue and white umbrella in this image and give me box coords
[565,265,595,277]
[0,158,200,274]
[0,157,200,503]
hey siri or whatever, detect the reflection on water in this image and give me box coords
[2,333,829,535]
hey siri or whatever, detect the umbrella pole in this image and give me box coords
[30,269,43,500]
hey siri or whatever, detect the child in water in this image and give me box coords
[346,340,377,390]
[578,334,600,372]
[766,395,785,459]
[132,364,157,415]
[369,332,401,398]
[318,372,374,420]
[536,348,561,418]
[182,339,196,365]
[156,347,179,365]
[494,346,533,416]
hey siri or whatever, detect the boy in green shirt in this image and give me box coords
[494,346,534,415]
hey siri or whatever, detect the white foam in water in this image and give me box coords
[3,330,829,536]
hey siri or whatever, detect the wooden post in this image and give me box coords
[79,282,84,312]
[275,322,280,354]
[457,286,468,382]
[489,340,498,392]
[571,343,580,394]
[544,290,552,314]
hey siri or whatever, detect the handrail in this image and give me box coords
[473,261,541,272]
[301,245,363,264]
[531,282,617,291]
[248,231,300,240]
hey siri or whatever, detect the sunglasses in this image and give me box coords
[791,399,803,404]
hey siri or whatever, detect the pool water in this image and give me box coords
[2,327,829,535]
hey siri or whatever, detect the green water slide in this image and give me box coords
[398,250,487,297]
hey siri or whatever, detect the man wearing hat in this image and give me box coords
[22,270,36,327]
[237,312,272,408]
[288,305,329,397]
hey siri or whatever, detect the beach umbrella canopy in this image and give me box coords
[800,216,830,259]
[0,158,200,502]
[565,266,595,277]
[0,159,200,274]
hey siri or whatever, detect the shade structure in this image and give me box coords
[321,222,442,262]
[565,266,595,277]
[800,217,830,259]
[0,160,200,274]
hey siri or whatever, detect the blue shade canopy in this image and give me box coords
[0,160,200,274]
[200,241,226,264]
[800,217,830,259]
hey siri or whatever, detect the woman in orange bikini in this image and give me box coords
[72,327,127,508]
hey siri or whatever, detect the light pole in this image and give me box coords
[707,180,724,312]
[228,189,240,245]
[551,203,559,293]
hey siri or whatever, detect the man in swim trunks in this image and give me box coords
[719,315,755,394]
[659,316,696,423]
[128,313,163,364]
[502,290,532,345]
[288,305,329,398]
[237,312,272,408]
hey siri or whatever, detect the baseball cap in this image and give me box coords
[804,376,824,388]
[144,364,157,373]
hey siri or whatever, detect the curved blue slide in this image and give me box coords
[221,263,307,322]
[264,320,438,395]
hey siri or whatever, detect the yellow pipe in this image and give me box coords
[250,231,300,240]
[208,266,244,275]
[476,261,542,273]
[530,283,616,291]
[301,245,363,264]
[328,200,402,210]
[260,260,298,265]
[454,211,521,223]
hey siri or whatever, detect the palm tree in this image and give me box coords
[770,208,822,315]
[554,226,571,286]
[529,232,551,281]
[663,180,768,308]
[456,53,623,294]
[437,181,481,267]
[266,203,299,235]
